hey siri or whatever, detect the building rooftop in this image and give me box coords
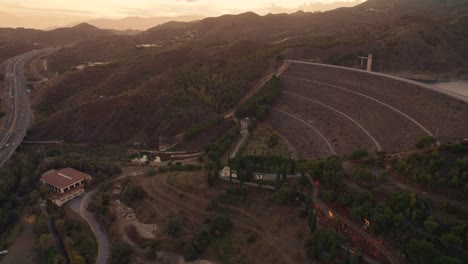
[41,168,91,189]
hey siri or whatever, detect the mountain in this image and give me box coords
[63,16,205,31]
[28,0,468,146]
[0,23,113,45]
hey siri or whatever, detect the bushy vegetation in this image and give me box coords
[305,228,345,261]
[121,185,147,205]
[218,186,249,205]
[205,125,240,160]
[184,116,224,140]
[172,49,279,113]
[391,142,468,195]
[183,216,232,261]
[111,242,133,264]
[228,154,296,175]
[235,76,281,120]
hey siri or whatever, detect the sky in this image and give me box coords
[0,0,363,29]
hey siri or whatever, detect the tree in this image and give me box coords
[39,234,56,252]
[183,245,199,261]
[209,216,232,235]
[309,213,317,232]
[166,219,182,237]
[406,239,440,264]
[299,172,309,185]
[70,251,86,264]
[440,233,462,249]
[29,190,40,204]
[111,242,133,264]
[352,166,370,183]
[423,216,439,233]
[247,118,257,133]
[378,171,390,182]
[433,256,463,264]
[306,228,344,261]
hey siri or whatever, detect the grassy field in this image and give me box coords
[240,125,292,157]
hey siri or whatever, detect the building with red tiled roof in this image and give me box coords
[40,168,92,207]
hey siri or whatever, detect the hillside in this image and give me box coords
[65,16,205,31]
[0,23,114,61]
[30,40,280,146]
[28,0,468,147]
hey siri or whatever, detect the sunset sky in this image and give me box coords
[0,0,363,29]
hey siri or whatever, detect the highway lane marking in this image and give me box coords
[282,91,383,151]
[0,57,22,148]
[282,75,434,137]
[271,107,337,155]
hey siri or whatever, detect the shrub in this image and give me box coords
[183,245,199,261]
[166,219,182,237]
[209,217,232,235]
[348,149,369,160]
[121,186,147,204]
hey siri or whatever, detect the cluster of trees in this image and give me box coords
[183,116,224,140]
[406,234,466,264]
[218,186,249,205]
[307,157,345,189]
[348,190,429,235]
[35,206,98,264]
[121,185,147,205]
[235,76,281,120]
[183,217,232,261]
[111,242,133,264]
[205,125,240,160]
[0,152,46,241]
[305,228,345,261]
[87,193,116,227]
[228,154,296,175]
[392,142,468,194]
[171,49,278,113]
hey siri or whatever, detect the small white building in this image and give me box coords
[221,166,231,177]
[240,117,250,130]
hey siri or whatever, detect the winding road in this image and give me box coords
[0,49,53,167]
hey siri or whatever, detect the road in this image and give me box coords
[68,171,143,264]
[0,49,52,167]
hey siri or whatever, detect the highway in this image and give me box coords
[0,49,52,167]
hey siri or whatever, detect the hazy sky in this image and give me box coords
[0,0,363,29]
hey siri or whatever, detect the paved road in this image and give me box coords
[0,49,53,167]
[68,171,143,264]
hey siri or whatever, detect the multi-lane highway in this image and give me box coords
[0,49,52,167]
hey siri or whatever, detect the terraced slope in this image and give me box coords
[267,62,468,158]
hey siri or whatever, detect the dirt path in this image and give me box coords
[271,107,336,155]
[283,91,383,151]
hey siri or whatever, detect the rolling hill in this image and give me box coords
[24,0,468,147]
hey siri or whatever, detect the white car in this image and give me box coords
[0,250,8,255]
